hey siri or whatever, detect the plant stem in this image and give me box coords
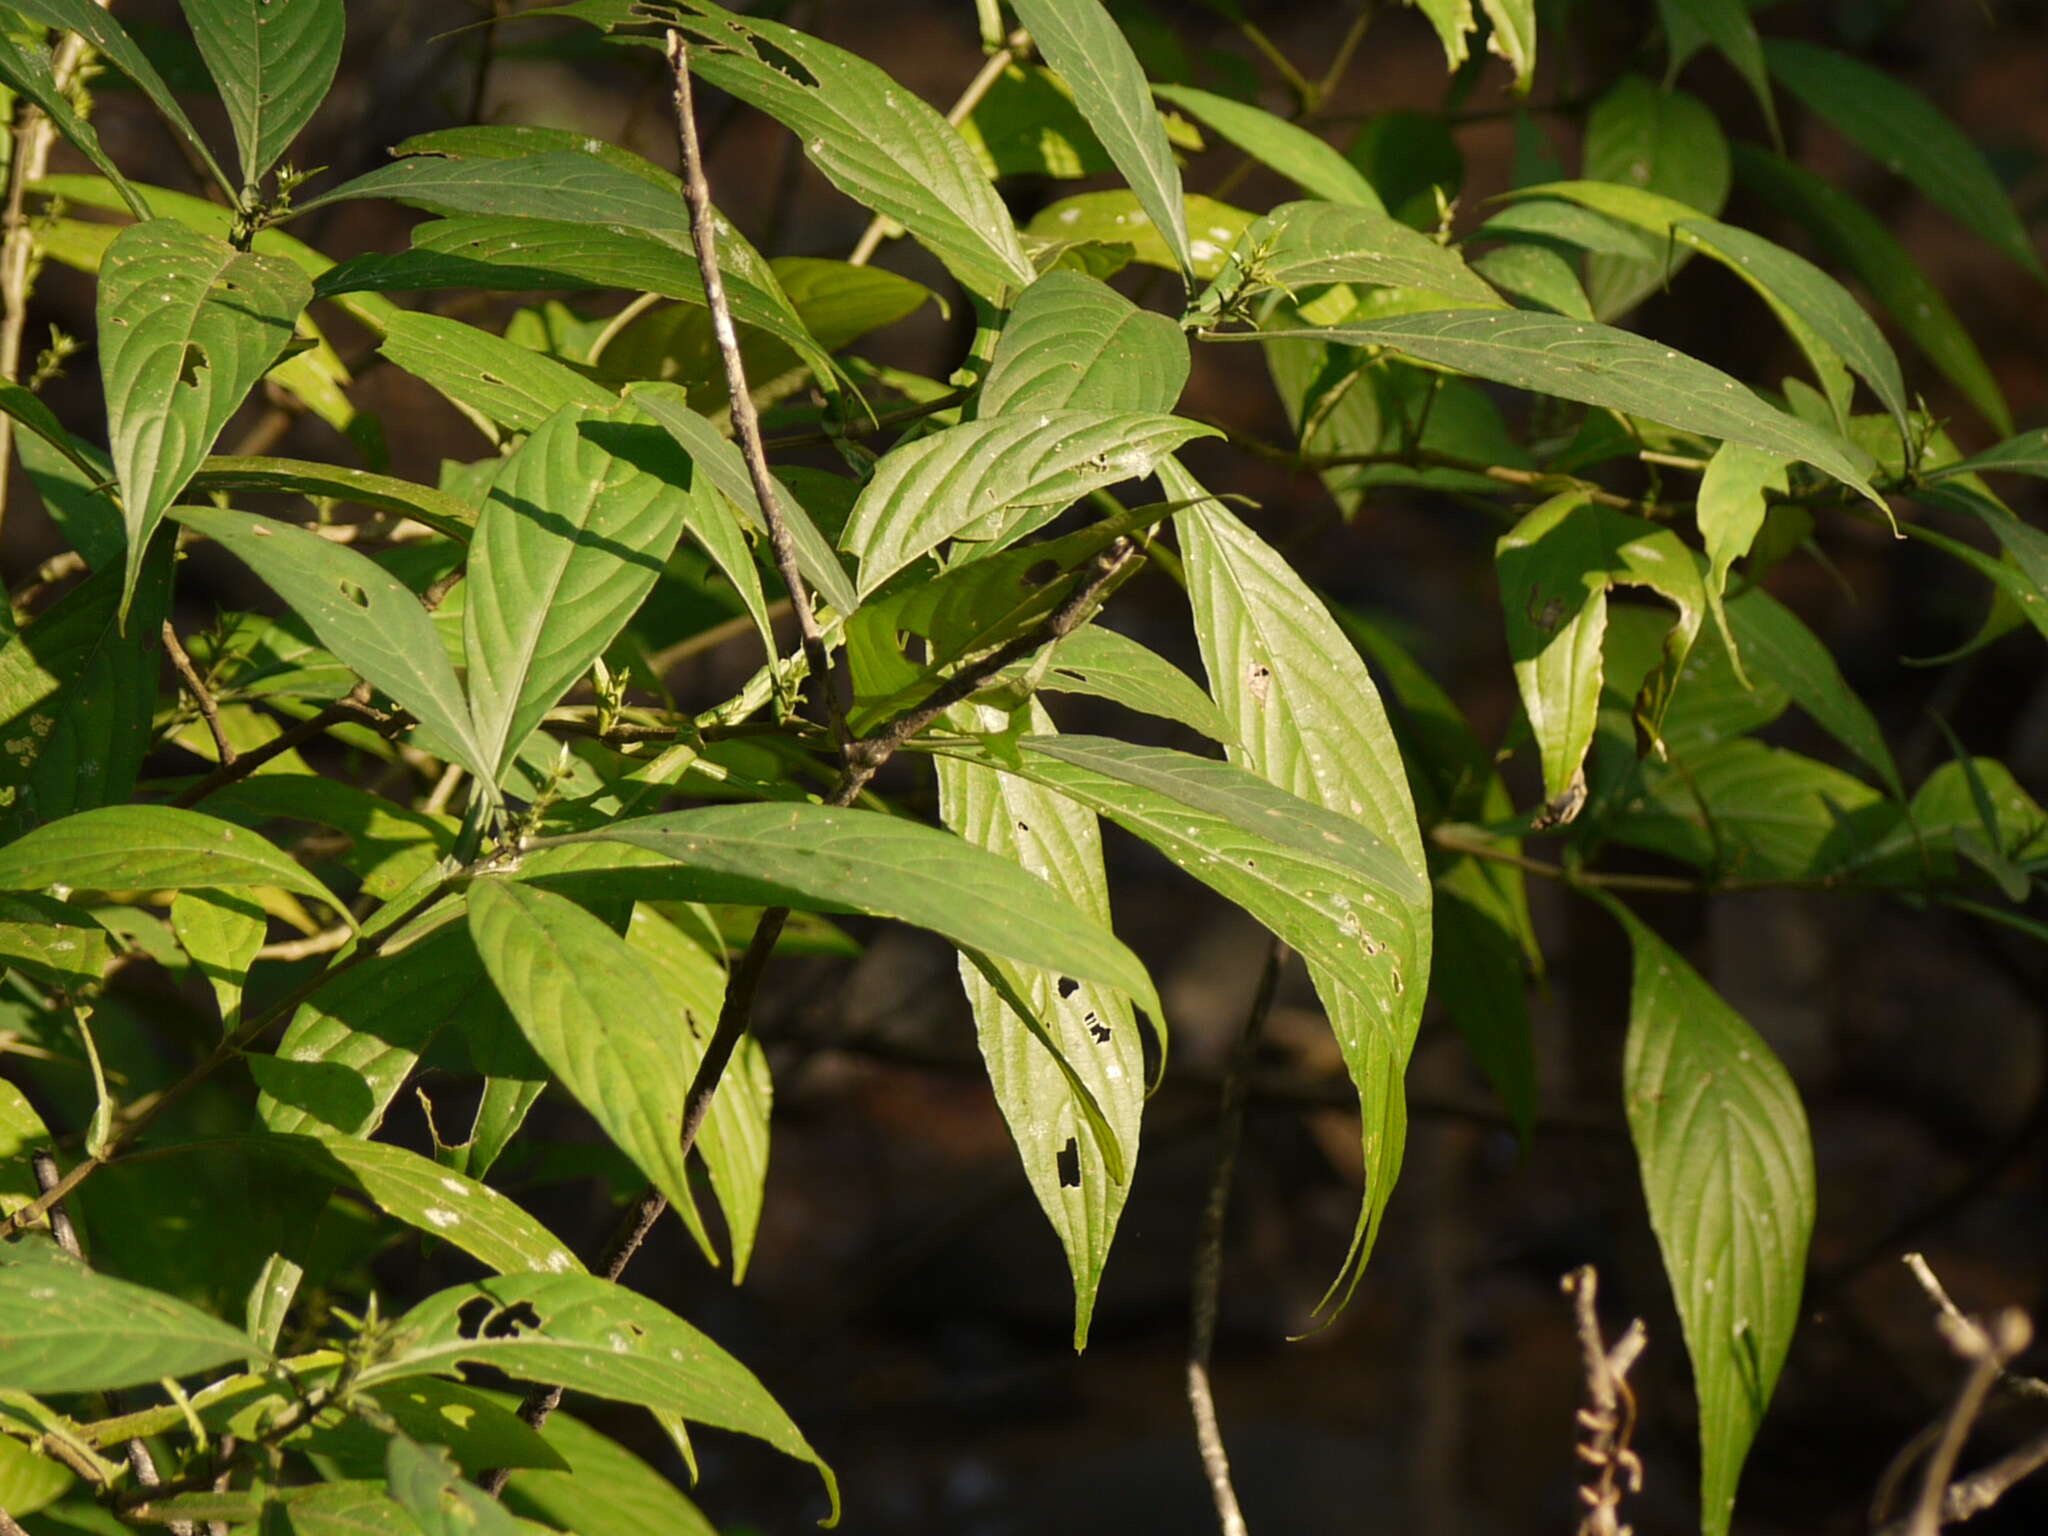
[163,622,236,767]
[1188,938,1286,1536]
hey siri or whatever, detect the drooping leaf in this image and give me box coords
[1246,310,1882,503]
[179,0,344,188]
[0,26,149,217]
[1151,84,1383,210]
[96,219,310,613]
[1407,0,1476,71]
[379,310,612,438]
[1765,40,2045,283]
[841,409,1217,596]
[170,506,493,786]
[1695,440,1789,682]
[1579,74,1729,318]
[1479,0,1538,92]
[496,1397,719,1536]
[1431,861,1536,1145]
[467,880,719,1257]
[938,702,1142,1348]
[1036,624,1233,742]
[978,269,1189,418]
[526,802,1163,1023]
[171,888,267,1029]
[9,0,234,196]
[1723,588,1902,797]
[1615,902,1814,1536]
[664,2,1032,300]
[0,804,344,910]
[0,1239,264,1392]
[1655,0,1778,141]
[1730,145,2010,436]
[355,1271,837,1519]
[1014,0,1192,282]
[463,403,696,784]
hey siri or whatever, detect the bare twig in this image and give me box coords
[163,622,236,767]
[1188,938,1286,1536]
[0,1503,33,1536]
[0,7,104,544]
[1562,1266,1647,1536]
[31,1149,81,1256]
[666,29,839,731]
[1904,1253,2048,1402]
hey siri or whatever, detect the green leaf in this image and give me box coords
[1579,74,1729,318]
[979,269,1188,417]
[1930,428,2048,483]
[1170,466,1429,1298]
[1014,0,1191,282]
[9,0,235,197]
[0,1424,71,1517]
[1730,146,2009,436]
[527,802,1163,1024]
[0,27,149,218]
[624,905,772,1281]
[1471,241,1592,319]
[497,1398,718,1536]
[386,1435,526,1536]
[1765,40,2045,283]
[1725,588,1902,798]
[171,888,267,1028]
[1026,190,1254,280]
[0,893,116,990]
[668,2,1032,299]
[1479,0,1538,93]
[380,311,611,438]
[1198,199,1504,317]
[463,403,695,784]
[1655,0,1778,142]
[98,219,310,610]
[169,506,493,786]
[1695,440,1789,684]
[937,702,1142,1348]
[355,1271,837,1519]
[1037,625,1233,742]
[0,804,344,910]
[1432,862,1536,1146]
[0,1239,264,1391]
[623,381,857,619]
[841,409,1217,596]
[1497,492,1706,817]
[1510,181,1910,442]
[1246,310,1882,503]
[258,919,501,1139]
[1407,0,1476,71]
[190,457,478,540]
[1151,84,1383,210]
[180,0,343,188]
[1614,902,1814,1536]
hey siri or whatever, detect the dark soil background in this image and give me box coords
[7,2,2048,1532]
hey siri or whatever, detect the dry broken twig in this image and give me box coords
[1563,1266,1647,1536]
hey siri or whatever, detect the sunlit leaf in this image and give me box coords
[979,269,1188,418]
[1579,74,1728,318]
[0,804,344,910]
[1152,84,1383,209]
[180,0,344,187]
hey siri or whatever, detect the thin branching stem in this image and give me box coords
[163,622,236,767]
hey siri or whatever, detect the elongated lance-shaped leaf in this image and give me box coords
[387,1436,526,1536]
[1245,310,1883,505]
[192,457,479,540]
[1151,85,1383,211]
[1196,200,1503,324]
[464,402,697,785]
[1167,461,1429,1304]
[1656,0,1778,142]
[0,804,344,911]
[1737,150,2008,436]
[1931,428,2048,483]
[180,0,344,189]
[467,881,730,1267]
[97,220,309,615]
[1498,492,1705,816]
[1765,40,2045,283]
[1611,900,1814,1536]
[9,0,234,197]
[495,1397,719,1536]
[1037,625,1233,743]
[1508,181,1910,443]
[0,27,149,217]
[356,1271,837,1520]
[1579,74,1728,318]
[978,269,1189,418]
[170,507,493,787]
[526,802,1163,1025]
[939,702,1143,1349]
[1013,0,1191,283]
[842,409,1217,597]
[381,311,612,438]
[0,1239,266,1392]
[658,2,1030,301]
[624,381,856,619]
[1725,588,1902,798]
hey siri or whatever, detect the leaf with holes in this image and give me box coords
[181,0,344,188]
[97,219,309,613]
[354,1271,836,1518]
[171,506,492,786]
[939,702,1143,1348]
[1615,902,1813,1536]
[464,403,697,784]
[842,409,1216,596]
[1014,0,1191,282]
